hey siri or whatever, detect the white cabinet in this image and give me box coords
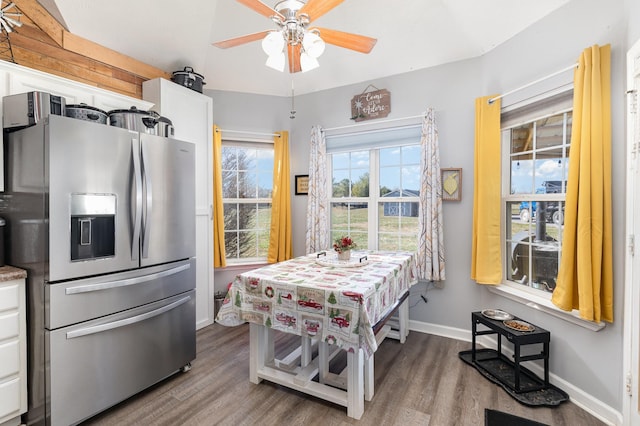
[0,272,27,426]
[143,78,214,329]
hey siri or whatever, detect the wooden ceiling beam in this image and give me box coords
[12,0,171,81]
[62,31,171,81]
[13,0,64,46]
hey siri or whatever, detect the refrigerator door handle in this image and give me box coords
[141,140,152,259]
[65,295,191,339]
[131,138,142,261]
[64,263,191,295]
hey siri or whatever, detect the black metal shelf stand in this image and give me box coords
[471,311,550,393]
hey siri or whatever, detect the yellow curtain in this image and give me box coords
[552,44,613,323]
[267,131,293,263]
[212,125,226,268]
[471,95,503,284]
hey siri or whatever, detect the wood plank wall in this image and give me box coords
[0,0,171,99]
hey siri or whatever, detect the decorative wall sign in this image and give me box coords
[295,175,309,195]
[350,85,391,122]
[441,168,462,201]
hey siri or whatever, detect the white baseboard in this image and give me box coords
[196,317,213,330]
[408,319,623,426]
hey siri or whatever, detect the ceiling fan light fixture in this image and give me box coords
[302,31,325,58]
[265,52,286,72]
[262,30,285,56]
[300,51,319,72]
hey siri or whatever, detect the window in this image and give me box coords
[502,97,572,296]
[221,142,274,262]
[329,142,420,252]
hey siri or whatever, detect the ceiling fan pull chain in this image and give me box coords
[290,79,296,119]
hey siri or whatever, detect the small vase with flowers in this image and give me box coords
[333,236,357,261]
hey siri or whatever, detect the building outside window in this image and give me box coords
[221,142,274,262]
[502,100,572,296]
[329,143,421,252]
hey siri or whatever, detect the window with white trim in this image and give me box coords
[221,141,274,262]
[502,91,572,296]
[327,127,421,252]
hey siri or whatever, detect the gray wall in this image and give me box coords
[211,0,630,415]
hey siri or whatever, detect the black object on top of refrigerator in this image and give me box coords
[3,113,196,425]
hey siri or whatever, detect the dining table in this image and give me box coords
[216,250,418,419]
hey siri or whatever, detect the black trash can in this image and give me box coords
[214,291,225,317]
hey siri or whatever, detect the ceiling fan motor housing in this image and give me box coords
[274,0,309,45]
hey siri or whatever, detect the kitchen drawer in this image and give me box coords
[47,258,195,329]
[0,312,19,341]
[0,282,19,312]
[0,339,19,380]
[0,377,20,420]
[48,290,195,425]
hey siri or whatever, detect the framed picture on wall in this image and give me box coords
[295,175,309,195]
[441,168,462,201]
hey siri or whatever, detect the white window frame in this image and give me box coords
[327,140,421,252]
[488,89,605,331]
[221,139,274,265]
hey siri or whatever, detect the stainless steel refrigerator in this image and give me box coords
[3,114,196,425]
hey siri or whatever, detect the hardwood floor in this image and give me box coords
[82,323,608,426]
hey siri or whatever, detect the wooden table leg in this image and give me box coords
[301,335,312,367]
[347,348,364,420]
[399,297,409,343]
[250,323,273,384]
[319,341,329,384]
[364,353,374,401]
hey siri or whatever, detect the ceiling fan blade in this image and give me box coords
[1,2,17,13]
[212,30,271,49]
[288,44,301,73]
[298,0,343,22]
[4,16,22,28]
[312,27,377,53]
[0,20,12,33]
[236,0,284,20]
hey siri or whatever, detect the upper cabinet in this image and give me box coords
[0,61,153,112]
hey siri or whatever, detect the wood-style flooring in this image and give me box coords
[82,323,608,426]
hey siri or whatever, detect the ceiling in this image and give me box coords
[38,0,570,97]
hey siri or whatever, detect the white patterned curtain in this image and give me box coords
[305,125,329,253]
[417,108,446,281]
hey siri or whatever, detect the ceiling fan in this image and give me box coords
[212,0,377,73]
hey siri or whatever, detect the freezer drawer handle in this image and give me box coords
[66,295,191,339]
[65,263,190,295]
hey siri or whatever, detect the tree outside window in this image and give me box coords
[222,144,274,262]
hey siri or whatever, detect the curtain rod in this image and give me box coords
[488,63,578,104]
[323,112,425,132]
[215,128,281,138]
